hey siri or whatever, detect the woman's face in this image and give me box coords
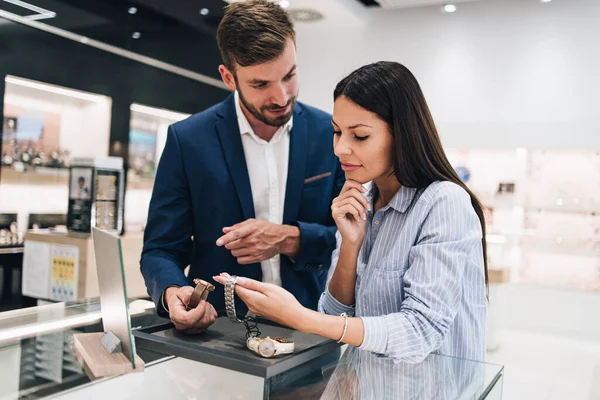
[332,95,394,184]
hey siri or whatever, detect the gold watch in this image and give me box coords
[246,336,295,358]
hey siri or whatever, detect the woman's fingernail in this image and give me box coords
[236,277,247,285]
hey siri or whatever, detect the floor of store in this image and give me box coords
[487,330,600,400]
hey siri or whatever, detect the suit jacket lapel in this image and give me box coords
[216,95,255,220]
[283,105,307,224]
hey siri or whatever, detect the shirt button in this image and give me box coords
[374,221,380,225]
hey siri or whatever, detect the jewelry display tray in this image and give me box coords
[133,315,341,378]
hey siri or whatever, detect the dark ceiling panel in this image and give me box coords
[1,0,230,80]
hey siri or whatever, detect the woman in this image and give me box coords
[214,61,488,363]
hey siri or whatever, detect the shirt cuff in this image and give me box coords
[318,288,355,316]
[359,316,389,354]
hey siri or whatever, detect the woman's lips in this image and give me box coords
[341,163,361,172]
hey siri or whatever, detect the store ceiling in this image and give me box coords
[0,0,486,82]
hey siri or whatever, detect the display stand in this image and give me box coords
[73,332,144,380]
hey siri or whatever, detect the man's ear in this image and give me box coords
[218,65,237,92]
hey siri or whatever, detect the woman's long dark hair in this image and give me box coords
[334,61,488,287]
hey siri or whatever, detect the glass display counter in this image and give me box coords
[0,299,504,399]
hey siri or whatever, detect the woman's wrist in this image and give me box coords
[340,240,361,256]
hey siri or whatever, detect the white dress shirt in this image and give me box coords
[234,91,293,287]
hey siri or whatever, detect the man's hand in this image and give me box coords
[216,219,300,264]
[165,286,217,334]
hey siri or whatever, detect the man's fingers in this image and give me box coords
[225,239,251,251]
[177,300,208,325]
[216,225,254,246]
[222,219,254,233]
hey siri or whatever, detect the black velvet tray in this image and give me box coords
[133,315,340,378]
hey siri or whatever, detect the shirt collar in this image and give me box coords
[366,181,419,214]
[234,91,293,137]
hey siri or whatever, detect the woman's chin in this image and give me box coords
[344,172,370,185]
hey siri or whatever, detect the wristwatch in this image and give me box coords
[187,278,215,310]
[246,336,295,358]
[225,275,244,322]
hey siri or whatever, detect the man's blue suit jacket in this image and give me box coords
[140,94,345,317]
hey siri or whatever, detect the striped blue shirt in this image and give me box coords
[318,181,487,363]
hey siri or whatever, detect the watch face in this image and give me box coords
[258,339,276,358]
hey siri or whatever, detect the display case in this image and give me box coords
[0,299,505,400]
[1,75,112,233]
[124,103,190,232]
[446,148,600,292]
[67,157,125,235]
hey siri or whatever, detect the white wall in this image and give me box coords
[295,0,600,148]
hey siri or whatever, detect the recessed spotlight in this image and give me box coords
[279,0,290,9]
[132,31,141,39]
[128,7,137,14]
[200,8,209,15]
[442,4,457,13]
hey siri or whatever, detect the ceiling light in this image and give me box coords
[3,0,56,20]
[128,7,137,14]
[442,4,457,13]
[5,75,107,103]
[132,31,141,39]
[130,104,191,121]
[199,8,209,15]
[540,0,552,2]
[279,0,290,9]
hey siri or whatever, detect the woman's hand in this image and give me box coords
[331,180,370,246]
[213,273,309,331]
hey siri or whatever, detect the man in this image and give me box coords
[141,0,344,333]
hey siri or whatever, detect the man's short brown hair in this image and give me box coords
[217,0,296,72]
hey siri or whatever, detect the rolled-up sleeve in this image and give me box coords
[359,184,482,362]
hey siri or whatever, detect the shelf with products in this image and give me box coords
[448,147,600,293]
[124,103,190,233]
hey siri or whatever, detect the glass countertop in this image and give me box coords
[0,299,503,399]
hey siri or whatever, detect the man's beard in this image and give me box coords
[237,86,296,128]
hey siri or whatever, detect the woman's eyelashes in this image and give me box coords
[333,130,370,141]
